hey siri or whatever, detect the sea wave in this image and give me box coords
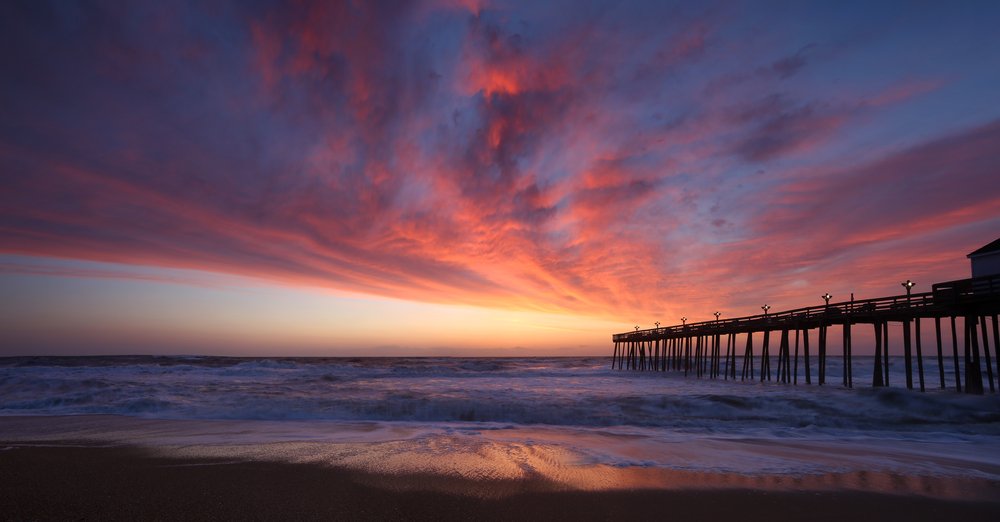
[1,356,998,440]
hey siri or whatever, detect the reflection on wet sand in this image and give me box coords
[3,415,995,501]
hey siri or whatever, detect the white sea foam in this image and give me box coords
[1,356,998,481]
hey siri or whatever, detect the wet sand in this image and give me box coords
[2,443,998,522]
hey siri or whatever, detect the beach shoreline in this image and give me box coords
[2,443,998,522]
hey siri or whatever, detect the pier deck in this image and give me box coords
[611,274,1000,394]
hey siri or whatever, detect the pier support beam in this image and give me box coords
[915,318,925,392]
[726,334,736,381]
[966,317,984,395]
[695,336,702,378]
[793,328,800,385]
[980,316,995,393]
[777,329,790,383]
[818,324,827,385]
[883,322,890,387]
[684,336,691,376]
[994,316,1000,390]
[903,319,914,390]
[843,320,852,388]
[803,328,811,384]
[951,317,962,392]
[873,322,884,387]
[742,333,754,381]
[761,330,771,382]
[935,318,945,389]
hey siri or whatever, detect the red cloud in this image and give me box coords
[1,0,996,327]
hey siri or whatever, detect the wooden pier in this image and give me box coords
[611,274,1000,394]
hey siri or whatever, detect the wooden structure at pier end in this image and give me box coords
[612,240,1000,395]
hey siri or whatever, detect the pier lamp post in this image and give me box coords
[635,325,640,331]
[902,280,914,296]
[822,293,832,307]
[761,305,770,316]
[714,311,721,322]
[681,317,687,325]
[655,321,661,330]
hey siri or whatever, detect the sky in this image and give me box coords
[1,0,999,356]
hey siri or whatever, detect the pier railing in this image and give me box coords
[614,274,1000,343]
[611,274,1000,395]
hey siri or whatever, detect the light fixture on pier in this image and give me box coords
[635,325,640,331]
[714,311,721,321]
[761,304,770,316]
[681,317,687,325]
[822,293,832,306]
[902,280,915,296]
[655,321,661,329]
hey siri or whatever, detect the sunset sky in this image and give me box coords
[2,0,999,356]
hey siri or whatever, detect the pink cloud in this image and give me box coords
[1,0,997,329]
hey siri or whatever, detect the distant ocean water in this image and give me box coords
[2,355,999,487]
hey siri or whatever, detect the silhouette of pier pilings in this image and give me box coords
[611,274,1000,394]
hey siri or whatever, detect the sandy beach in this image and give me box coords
[2,442,998,522]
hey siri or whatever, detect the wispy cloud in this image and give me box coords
[1,0,997,327]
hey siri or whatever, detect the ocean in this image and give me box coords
[2,355,999,495]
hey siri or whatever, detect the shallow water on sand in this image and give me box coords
[2,356,999,495]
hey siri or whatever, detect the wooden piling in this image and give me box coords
[818,325,827,385]
[695,336,702,378]
[731,333,738,379]
[778,329,790,383]
[980,316,995,393]
[684,336,690,376]
[713,333,721,378]
[994,315,1000,390]
[724,333,732,379]
[935,317,945,389]
[843,320,852,388]
[873,322,884,387]
[742,332,754,381]
[803,328,811,384]
[883,322,890,387]
[700,335,706,377]
[775,330,784,383]
[704,335,710,376]
[674,337,680,371]
[966,317,984,395]
[915,318,925,392]
[903,319,914,390]
[793,328,800,385]
[761,330,771,382]
[708,334,715,378]
[951,316,962,392]
[847,320,853,387]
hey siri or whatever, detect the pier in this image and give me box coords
[611,274,1000,394]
